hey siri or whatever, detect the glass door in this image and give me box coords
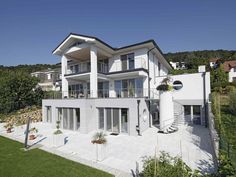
[121,108,128,133]
[63,108,68,129]
[106,108,112,132]
[113,108,120,133]
[76,108,80,130]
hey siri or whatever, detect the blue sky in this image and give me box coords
[0,0,235,66]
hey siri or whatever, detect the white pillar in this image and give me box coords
[61,55,69,98]
[90,45,98,98]
[159,91,174,131]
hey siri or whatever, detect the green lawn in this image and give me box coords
[0,136,113,177]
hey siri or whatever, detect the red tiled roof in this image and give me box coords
[223,60,236,72]
[209,58,220,62]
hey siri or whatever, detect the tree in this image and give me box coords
[0,71,43,114]
[211,64,228,89]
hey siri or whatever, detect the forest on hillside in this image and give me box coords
[164,50,236,70]
[0,64,58,74]
[164,49,236,62]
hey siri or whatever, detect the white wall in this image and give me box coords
[109,48,148,72]
[228,68,236,82]
[155,72,211,105]
[42,98,150,136]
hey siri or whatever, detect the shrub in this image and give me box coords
[140,151,198,177]
[225,86,236,93]
[228,91,236,116]
[156,77,173,91]
[91,132,107,144]
[213,86,223,94]
[218,153,236,177]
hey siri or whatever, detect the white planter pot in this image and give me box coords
[159,91,174,131]
[52,134,65,147]
[95,144,106,161]
[14,125,25,135]
[0,123,5,132]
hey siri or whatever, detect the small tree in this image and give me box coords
[211,64,228,90]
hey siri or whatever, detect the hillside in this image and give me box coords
[0,64,58,74]
[164,50,236,62]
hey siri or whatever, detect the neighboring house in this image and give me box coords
[170,61,187,70]
[209,58,220,68]
[31,68,61,91]
[223,60,236,82]
[42,33,211,136]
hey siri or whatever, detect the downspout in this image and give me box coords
[147,47,155,127]
[136,100,141,136]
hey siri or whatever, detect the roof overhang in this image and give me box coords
[52,33,172,70]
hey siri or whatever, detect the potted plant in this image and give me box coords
[91,132,107,161]
[156,77,173,92]
[4,122,13,133]
[156,77,174,132]
[29,127,38,140]
[52,120,65,147]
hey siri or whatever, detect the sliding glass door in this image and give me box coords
[121,108,128,133]
[113,108,120,133]
[99,108,129,134]
[106,108,112,132]
[60,108,80,131]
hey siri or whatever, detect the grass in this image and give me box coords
[212,92,236,167]
[0,136,113,177]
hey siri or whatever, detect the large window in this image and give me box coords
[121,53,135,71]
[115,78,143,97]
[121,108,128,133]
[115,80,122,97]
[69,84,84,98]
[98,81,109,98]
[113,108,120,133]
[98,108,129,134]
[98,108,104,130]
[106,108,112,132]
[58,108,80,131]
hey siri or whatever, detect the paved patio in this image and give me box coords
[0,122,216,176]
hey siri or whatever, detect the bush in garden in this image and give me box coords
[228,91,236,116]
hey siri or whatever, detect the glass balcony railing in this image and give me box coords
[67,62,108,75]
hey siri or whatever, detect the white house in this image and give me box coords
[223,60,236,82]
[170,61,187,70]
[209,58,220,68]
[31,68,61,91]
[42,33,211,136]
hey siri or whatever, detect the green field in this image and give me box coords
[0,136,113,177]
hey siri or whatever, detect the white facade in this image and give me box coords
[228,67,236,82]
[42,33,211,136]
[31,69,61,91]
[170,61,187,70]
